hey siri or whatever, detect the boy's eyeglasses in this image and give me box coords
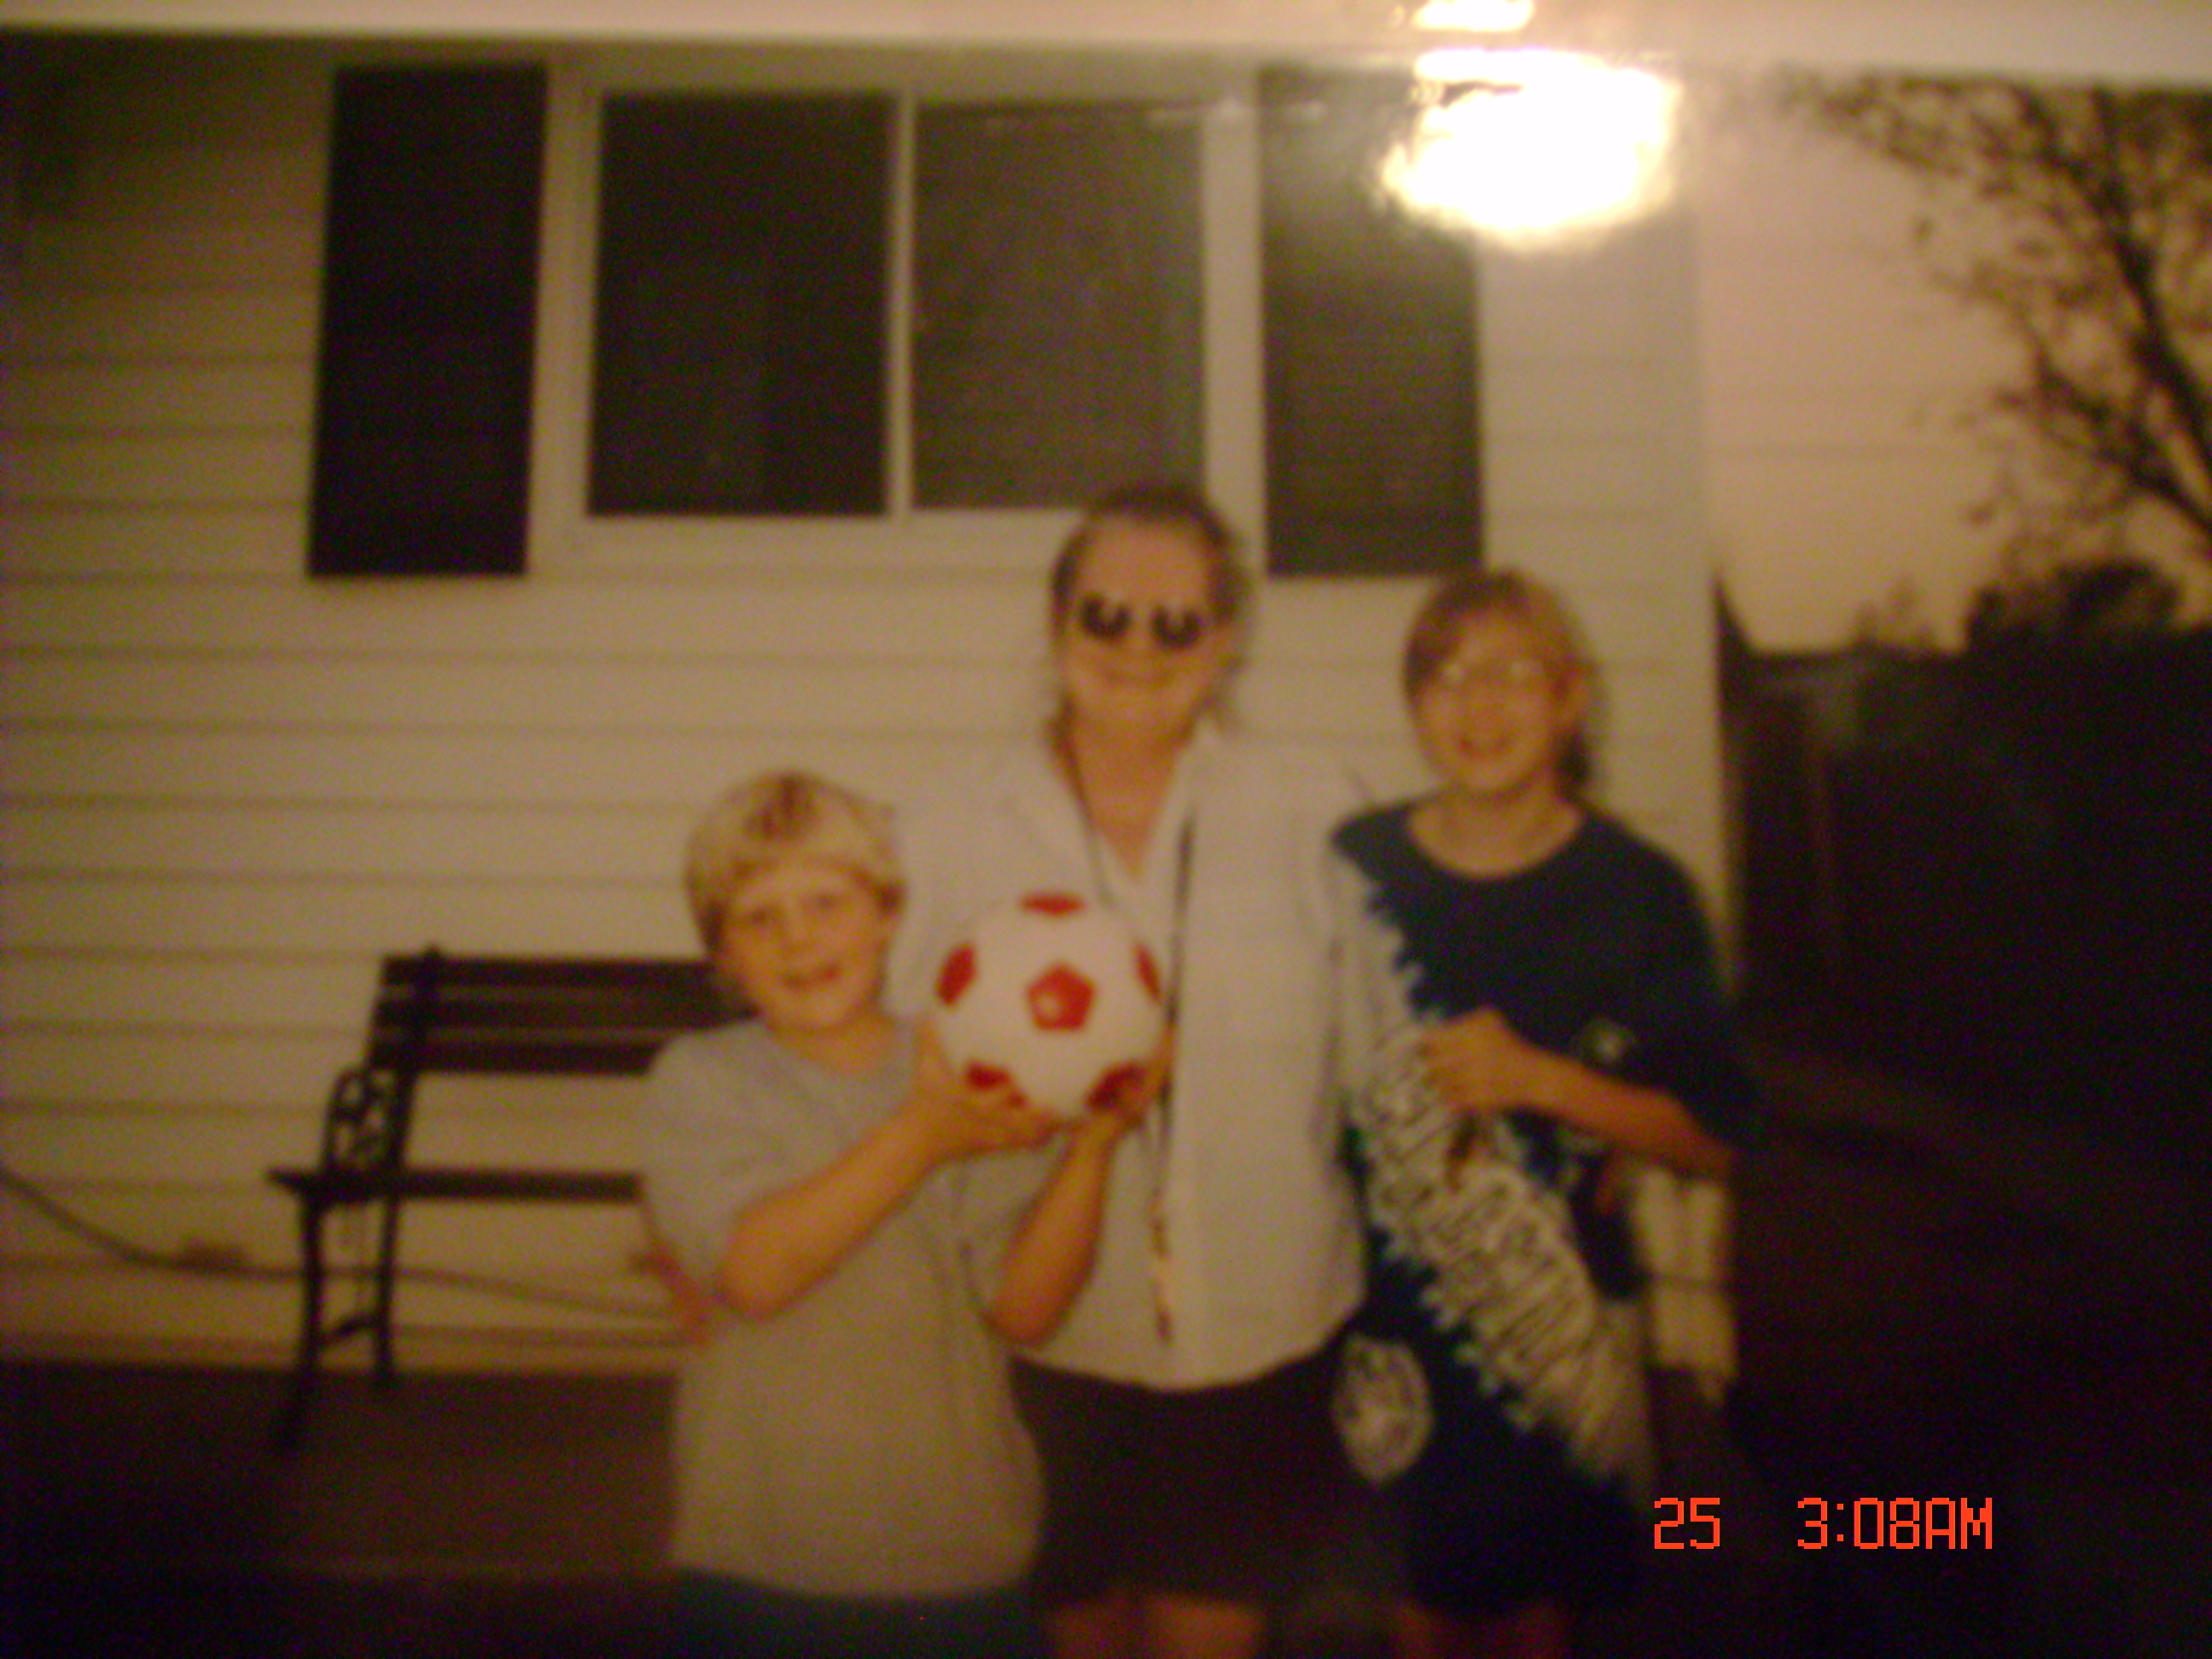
[1072,592,1215,652]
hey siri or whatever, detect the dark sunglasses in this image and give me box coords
[1072,592,1215,652]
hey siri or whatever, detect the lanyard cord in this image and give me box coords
[1059,737,1196,1343]
[1055,729,1198,1020]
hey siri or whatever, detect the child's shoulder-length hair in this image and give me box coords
[1400,567,1597,795]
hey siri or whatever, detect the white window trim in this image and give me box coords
[525,43,1266,577]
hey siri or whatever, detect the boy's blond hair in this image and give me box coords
[684,771,901,951]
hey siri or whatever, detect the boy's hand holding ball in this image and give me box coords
[905,1020,1063,1161]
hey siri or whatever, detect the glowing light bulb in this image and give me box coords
[1383,50,1680,248]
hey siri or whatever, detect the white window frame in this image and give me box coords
[526,44,1266,577]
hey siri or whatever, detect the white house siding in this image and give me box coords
[1,32,1731,1370]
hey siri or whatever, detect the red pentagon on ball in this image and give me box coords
[1026,963,1095,1031]
[936,942,978,1007]
[1086,1060,1148,1112]
[1020,892,1087,917]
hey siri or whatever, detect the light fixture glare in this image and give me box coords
[1384,50,1680,249]
[1413,0,1537,33]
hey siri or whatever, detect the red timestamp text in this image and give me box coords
[1652,1496,1721,1550]
[1655,1496,1995,1552]
[1797,1497,1994,1551]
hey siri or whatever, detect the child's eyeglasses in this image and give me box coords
[1429,654,1556,696]
[1072,592,1215,652]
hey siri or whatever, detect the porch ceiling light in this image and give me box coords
[1383,48,1679,248]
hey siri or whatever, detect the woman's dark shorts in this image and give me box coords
[1010,1342,1354,1610]
[671,1572,1046,1659]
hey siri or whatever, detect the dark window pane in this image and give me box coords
[1260,65,1480,575]
[590,93,890,516]
[310,65,544,577]
[913,102,1202,509]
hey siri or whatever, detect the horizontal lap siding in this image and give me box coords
[3,875,686,956]
[1,38,672,1359]
[1483,218,1727,917]
[1,35,1726,1367]
[5,1185,663,1279]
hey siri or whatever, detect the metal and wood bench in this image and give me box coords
[268,947,727,1441]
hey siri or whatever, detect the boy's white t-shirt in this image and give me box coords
[640,1019,1039,1598]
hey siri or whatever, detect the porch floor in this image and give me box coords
[6,1038,2204,1657]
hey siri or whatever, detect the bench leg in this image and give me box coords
[275,1193,330,1447]
[370,1191,404,1389]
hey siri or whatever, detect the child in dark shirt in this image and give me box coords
[1331,572,1757,1659]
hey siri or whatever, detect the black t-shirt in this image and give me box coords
[1333,803,1759,1296]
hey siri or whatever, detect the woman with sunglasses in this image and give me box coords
[889,482,1365,1659]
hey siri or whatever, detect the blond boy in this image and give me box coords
[641,771,1142,1659]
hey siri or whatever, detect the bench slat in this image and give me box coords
[363,958,726,1074]
[405,1036,673,1074]
[271,1166,639,1202]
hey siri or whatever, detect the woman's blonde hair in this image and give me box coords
[683,771,901,951]
[1401,568,1598,796]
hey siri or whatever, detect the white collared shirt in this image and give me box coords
[888,723,1367,1388]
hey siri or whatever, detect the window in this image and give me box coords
[589,93,890,515]
[309,51,1481,574]
[587,86,1204,519]
[911,102,1202,508]
[309,65,545,576]
[1260,66,1481,575]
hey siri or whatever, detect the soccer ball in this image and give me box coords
[932,892,1167,1118]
